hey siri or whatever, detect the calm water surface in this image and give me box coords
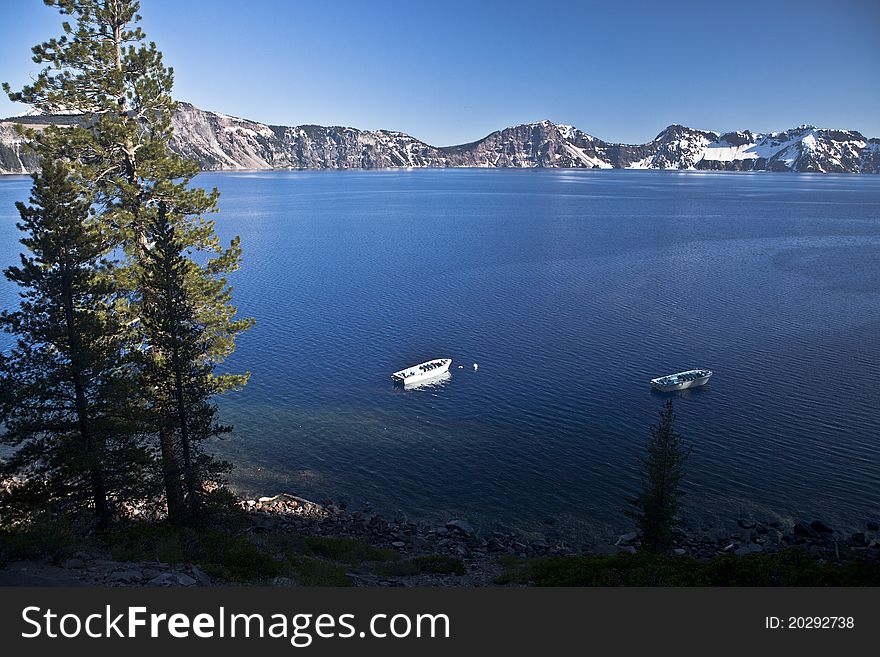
[1,169,878,540]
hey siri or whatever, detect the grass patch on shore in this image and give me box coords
[0,512,467,585]
[255,534,395,565]
[249,534,400,586]
[375,555,466,577]
[0,504,412,586]
[0,520,368,585]
[0,516,87,567]
[497,549,880,586]
[108,525,399,585]
[108,523,283,582]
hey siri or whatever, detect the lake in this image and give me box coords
[1,169,879,541]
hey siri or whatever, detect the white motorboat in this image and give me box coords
[392,358,452,386]
[650,368,712,392]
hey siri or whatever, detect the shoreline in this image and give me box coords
[241,492,880,560]
[1,490,877,587]
[5,168,879,178]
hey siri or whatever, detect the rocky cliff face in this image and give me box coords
[0,122,37,174]
[0,114,89,174]
[1,102,877,174]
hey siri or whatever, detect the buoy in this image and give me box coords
[473,363,478,371]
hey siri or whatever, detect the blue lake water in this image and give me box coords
[1,169,879,540]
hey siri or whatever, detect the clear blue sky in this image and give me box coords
[1,0,878,145]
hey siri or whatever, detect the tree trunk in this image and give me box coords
[174,356,198,516]
[61,273,111,526]
[159,425,186,523]
[165,216,197,517]
[114,11,183,521]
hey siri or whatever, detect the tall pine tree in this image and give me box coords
[4,0,252,522]
[139,203,237,517]
[625,400,691,553]
[0,157,147,526]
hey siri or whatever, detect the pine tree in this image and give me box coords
[626,400,691,553]
[139,203,237,517]
[4,0,253,522]
[0,157,147,526]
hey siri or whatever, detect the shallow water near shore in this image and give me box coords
[1,169,878,541]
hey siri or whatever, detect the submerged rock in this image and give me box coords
[810,519,834,534]
[446,519,475,536]
[793,523,819,539]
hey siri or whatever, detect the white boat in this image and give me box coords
[650,368,712,392]
[392,358,452,386]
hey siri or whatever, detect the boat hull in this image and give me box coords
[650,369,713,392]
[651,375,711,392]
[392,358,452,386]
[404,371,451,389]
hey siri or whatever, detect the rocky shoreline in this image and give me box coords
[2,492,878,587]
[243,494,880,563]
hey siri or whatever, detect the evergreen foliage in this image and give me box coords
[626,400,691,553]
[138,203,238,517]
[0,157,149,525]
[2,0,252,525]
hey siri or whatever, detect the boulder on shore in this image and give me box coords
[616,531,639,545]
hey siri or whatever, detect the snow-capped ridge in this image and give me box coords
[0,104,876,174]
